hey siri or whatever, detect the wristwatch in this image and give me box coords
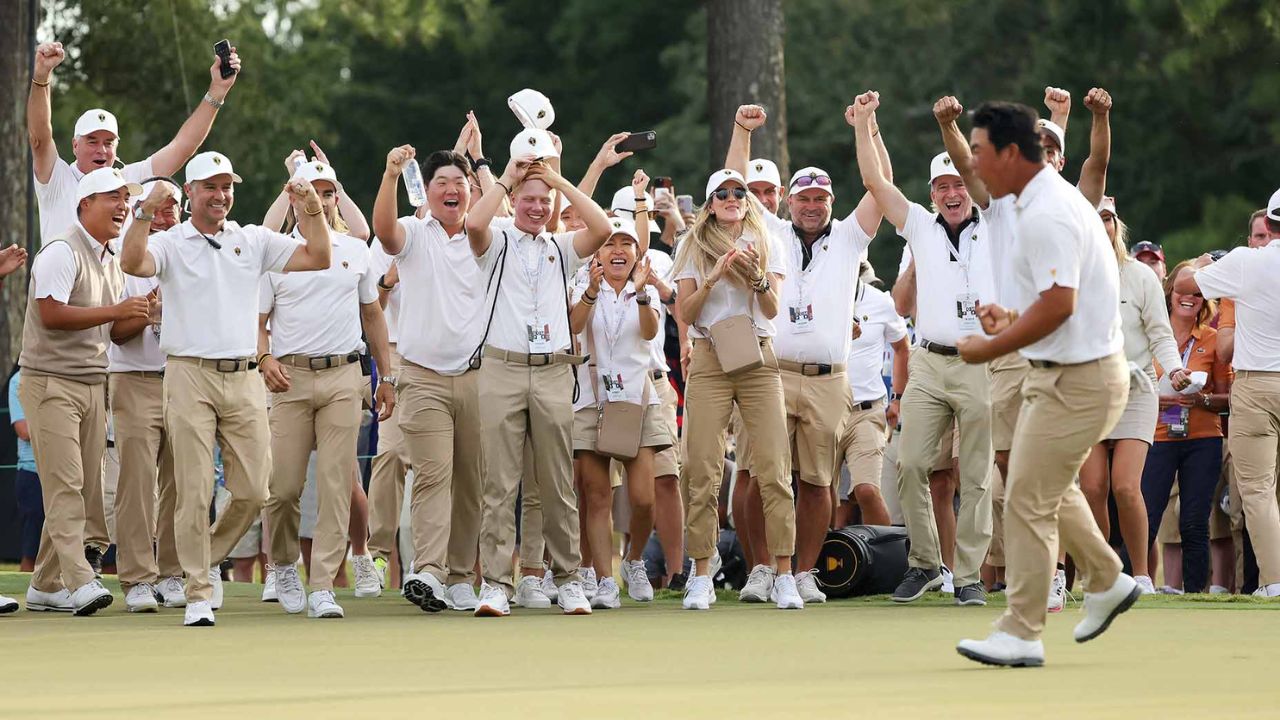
[379,375,398,389]
[636,294,651,306]
[133,205,154,222]
[377,274,395,290]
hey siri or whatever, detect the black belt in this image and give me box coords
[920,340,959,356]
[651,370,666,380]
[856,400,878,410]
[170,356,257,373]
[278,352,361,370]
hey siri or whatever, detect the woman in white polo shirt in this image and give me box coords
[1079,196,1188,595]
[673,169,800,611]
[569,217,669,609]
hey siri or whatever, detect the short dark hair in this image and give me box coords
[971,102,1044,163]
[422,150,474,185]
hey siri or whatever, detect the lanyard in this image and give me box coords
[517,234,547,318]
[1180,336,1197,365]
[788,231,830,305]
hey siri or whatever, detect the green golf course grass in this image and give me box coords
[1,571,1275,719]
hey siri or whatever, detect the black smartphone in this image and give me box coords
[616,130,657,153]
[213,39,236,79]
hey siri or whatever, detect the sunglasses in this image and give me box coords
[712,187,747,201]
[790,173,831,190]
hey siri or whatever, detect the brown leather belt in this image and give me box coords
[169,356,256,373]
[277,353,361,370]
[778,359,846,376]
[482,346,587,367]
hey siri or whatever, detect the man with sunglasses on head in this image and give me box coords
[120,151,332,627]
[107,177,186,612]
[724,98,891,605]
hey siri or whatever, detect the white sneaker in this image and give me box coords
[307,590,344,618]
[683,575,712,610]
[274,563,306,614]
[1134,575,1157,595]
[444,583,480,611]
[541,570,558,602]
[25,586,74,612]
[1047,569,1067,613]
[1209,584,1230,595]
[70,580,113,616]
[0,594,18,614]
[1253,582,1280,598]
[557,581,592,615]
[157,576,186,608]
[1074,573,1141,643]
[474,583,511,617]
[184,600,215,626]
[513,575,552,609]
[771,573,805,610]
[708,550,723,582]
[373,557,390,589]
[1160,585,1184,595]
[795,570,827,604]
[352,554,382,598]
[957,631,1045,668]
[402,572,448,613]
[125,583,159,613]
[262,566,278,602]
[739,564,775,603]
[941,565,955,594]
[622,559,654,602]
[591,578,622,609]
[208,568,224,611]
[580,567,599,600]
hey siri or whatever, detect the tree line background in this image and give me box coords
[2,0,1279,372]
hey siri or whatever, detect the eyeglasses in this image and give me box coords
[790,173,831,190]
[712,187,747,201]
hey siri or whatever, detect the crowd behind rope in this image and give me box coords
[3,40,1279,666]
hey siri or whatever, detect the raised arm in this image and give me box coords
[848,103,893,237]
[121,183,173,277]
[530,163,611,259]
[570,262,603,334]
[28,42,65,184]
[1044,86,1071,135]
[892,259,917,319]
[1076,88,1112,209]
[282,179,332,272]
[373,145,413,255]
[852,92,909,231]
[466,155,530,257]
[632,169,651,256]
[725,104,766,177]
[577,132,634,199]
[148,50,241,177]
[633,258,660,341]
[303,141,369,240]
[934,95,991,208]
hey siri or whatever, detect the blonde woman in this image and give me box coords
[673,168,799,611]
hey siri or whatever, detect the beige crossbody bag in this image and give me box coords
[584,308,651,461]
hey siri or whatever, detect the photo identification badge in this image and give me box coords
[956,293,980,334]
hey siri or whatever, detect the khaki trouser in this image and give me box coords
[110,372,179,588]
[367,348,409,563]
[399,362,483,585]
[682,339,793,559]
[987,462,1006,567]
[518,438,546,572]
[264,362,362,592]
[781,369,852,487]
[997,353,1128,641]
[1228,371,1280,586]
[20,374,107,593]
[897,348,993,587]
[165,358,272,603]
[478,357,581,595]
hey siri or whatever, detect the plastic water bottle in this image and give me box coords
[402,159,427,207]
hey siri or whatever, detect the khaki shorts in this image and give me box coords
[573,405,673,465]
[781,369,852,488]
[840,398,889,490]
[931,422,959,473]
[989,357,1028,453]
[1106,383,1157,444]
[653,373,681,478]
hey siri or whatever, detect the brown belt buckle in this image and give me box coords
[215,359,242,372]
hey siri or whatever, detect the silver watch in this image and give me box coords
[379,375,398,389]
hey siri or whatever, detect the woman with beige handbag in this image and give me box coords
[672,169,800,611]
[569,215,671,609]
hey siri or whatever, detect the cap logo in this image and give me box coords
[528,136,537,146]
[808,171,819,180]
[755,163,763,172]
[97,112,106,122]
[213,156,222,165]
[113,170,123,178]
[316,164,325,172]
[234,246,241,256]
[724,170,732,176]
[942,157,952,166]
[612,220,622,229]
[536,109,547,119]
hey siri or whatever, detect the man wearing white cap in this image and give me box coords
[19,168,151,615]
[463,130,613,616]
[106,177,187,612]
[120,151,332,626]
[27,41,242,244]
[746,158,785,216]
[258,160,395,619]
[724,101,890,604]
[854,92,1000,607]
[1174,188,1280,599]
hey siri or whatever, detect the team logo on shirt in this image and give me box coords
[548,255,555,263]
[341,260,349,269]
[234,246,242,255]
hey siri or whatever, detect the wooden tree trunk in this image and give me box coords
[707,0,787,177]
[0,0,34,374]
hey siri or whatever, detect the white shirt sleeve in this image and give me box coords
[764,230,787,279]
[555,231,587,277]
[121,157,155,184]
[393,217,419,262]
[148,232,171,279]
[1193,248,1246,301]
[897,244,913,279]
[258,275,276,314]
[31,242,78,303]
[35,156,72,192]
[1023,216,1083,292]
[829,215,874,258]
[885,313,908,343]
[356,248,379,305]
[897,202,935,246]
[475,221,507,272]
[258,227,300,274]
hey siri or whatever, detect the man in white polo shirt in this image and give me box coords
[955,101,1139,667]
[259,160,395,619]
[372,146,495,613]
[20,168,149,616]
[724,101,888,604]
[853,92,998,607]
[107,177,186,612]
[464,130,613,616]
[120,151,332,627]
[27,41,242,244]
[746,158,785,216]
[1175,189,1280,599]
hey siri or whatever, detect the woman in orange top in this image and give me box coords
[1141,260,1233,593]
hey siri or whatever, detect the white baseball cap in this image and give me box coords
[1097,195,1117,217]
[76,167,142,202]
[704,168,747,201]
[788,166,834,198]
[929,152,961,184]
[509,128,559,161]
[1267,188,1280,222]
[508,88,556,130]
[185,151,243,184]
[74,108,119,139]
[293,160,344,194]
[609,187,659,234]
[746,158,782,188]
[605,217,640,244]
[139,178,182,208]
[1037,119,1066,151]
